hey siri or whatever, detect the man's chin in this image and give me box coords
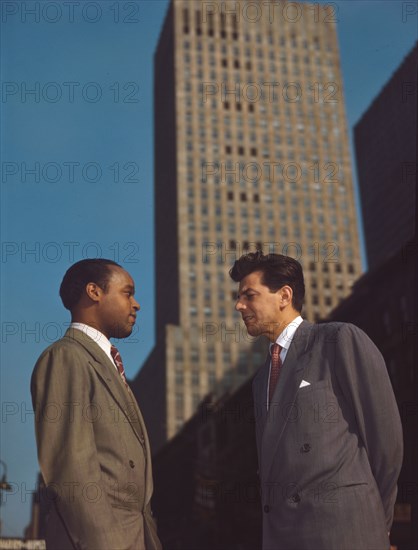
[245,323,261,337]
[112,326,134,339]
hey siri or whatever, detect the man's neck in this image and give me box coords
[269,312,301,342]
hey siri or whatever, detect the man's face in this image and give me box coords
[96,267,140,339]
[235,270,284,342]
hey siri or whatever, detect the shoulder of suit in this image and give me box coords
[34,331,95,366]
[312,321,368,343]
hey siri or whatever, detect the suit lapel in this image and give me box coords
[260,321,315,480]
[63,329,147,449]
[253,354,270,429]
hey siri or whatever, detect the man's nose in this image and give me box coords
[133,299,140,311]
[235,300,245,312]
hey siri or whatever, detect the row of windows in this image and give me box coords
[226,191,259,203]
[182,9,326,51]
[185,97,341,125]
[186,127,323,144]
[183,40,335,72]
[225,144,257,156]
[183,98,341,124]
[186,229,351,250]
[187,174,347,194]
[188,278,348,307]
[185,291,343,320]
[184,51,333,74]
[187,202,344,220]
[185,208,352,238]
[186,232,354,251]
[186,250,355,274]
[186,110,340,131]
[186,192,350,211]
[186,135,341,157]
[186,182,350,209]
[186,143,343,165]
[188,305,227,316]
[174,348,259,369]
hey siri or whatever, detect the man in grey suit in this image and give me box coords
[31,259,161,550]
[230,252,403,550]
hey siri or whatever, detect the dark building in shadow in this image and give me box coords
[329,41,417,549]
[325,244,417,549]
[152,377,261,550]
[354,43,417,271]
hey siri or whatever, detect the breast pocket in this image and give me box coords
[295,379,341,433]
[297,379,330,393]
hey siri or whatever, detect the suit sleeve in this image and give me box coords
[334,323,403,531]
[31,343,129,550]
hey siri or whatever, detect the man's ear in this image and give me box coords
[85,282,102,303]
[279,285,293,307]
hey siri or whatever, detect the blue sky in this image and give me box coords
[1,0,416,537]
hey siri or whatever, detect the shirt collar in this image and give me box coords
[269,315,304,353]
[70,322,112,357]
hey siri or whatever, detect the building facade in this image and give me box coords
[132,0,362,450]
[347,42,417,549]
[151,378,261,550]
[325,245,417,550]
[354,43,417,270]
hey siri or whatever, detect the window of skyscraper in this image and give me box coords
[175,369,184,385]
[191,369,199,386]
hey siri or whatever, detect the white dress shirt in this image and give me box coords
[266,315,304,408]
[70,322,118,371]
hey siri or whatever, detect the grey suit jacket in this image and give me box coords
[253,321,403,550]
[31,328,162,550]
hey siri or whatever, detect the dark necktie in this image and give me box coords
[110,345,128,387]
[269,343,283,404]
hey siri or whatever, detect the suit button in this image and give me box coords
[263,505,270,513]
[289,493,301,503]
[300,443,311,453]
[129,460,135,468]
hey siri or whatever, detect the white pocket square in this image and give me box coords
[299,380,311,388]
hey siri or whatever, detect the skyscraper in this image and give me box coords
[132,0,362,450]
[354,43,417,270]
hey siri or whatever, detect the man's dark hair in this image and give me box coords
[59,258,122,311]
[229,251,305,312]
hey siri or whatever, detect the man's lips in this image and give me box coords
[242,315,254,323]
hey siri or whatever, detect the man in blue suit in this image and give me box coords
[230,251,403,550]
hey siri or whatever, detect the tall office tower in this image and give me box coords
[132,0,361,450]
[354,43,417,270]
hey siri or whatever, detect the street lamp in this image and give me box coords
[0,460,12,492]
[0,459,13,536]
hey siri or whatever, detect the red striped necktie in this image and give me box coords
[269,343,283,404]
[110,345,128,387]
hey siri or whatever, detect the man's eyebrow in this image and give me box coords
[123,284,135,292]
[237,287,257,298]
